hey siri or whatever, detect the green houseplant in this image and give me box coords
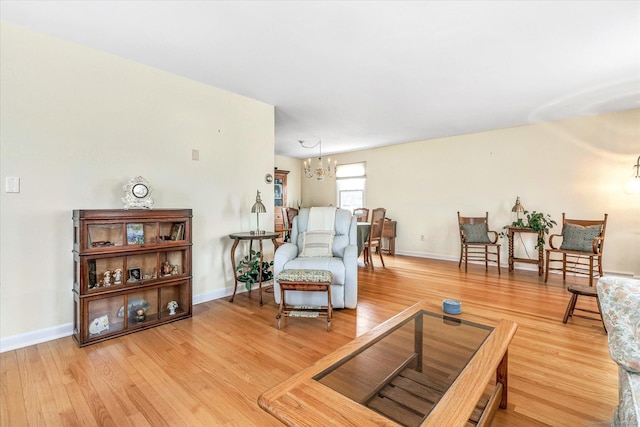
[235,250,274,291]
[508,211,557,250]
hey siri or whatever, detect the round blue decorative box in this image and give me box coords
[442,299,462,315]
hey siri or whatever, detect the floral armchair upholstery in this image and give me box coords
[597,276,640,427]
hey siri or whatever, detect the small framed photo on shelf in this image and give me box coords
[170,223,184,241]
[127,267,142,283]
[126,223,144,245]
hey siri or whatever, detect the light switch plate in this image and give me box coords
[5,176,20,193]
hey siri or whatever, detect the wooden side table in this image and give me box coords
[229,231,280,305]
[275,269,333,331]
[507,227,544,276]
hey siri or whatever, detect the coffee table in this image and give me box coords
[258,300,517,426]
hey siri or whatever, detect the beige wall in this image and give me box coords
[0,23,275,344]
[303,109,640,277]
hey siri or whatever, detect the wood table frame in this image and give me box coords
[258,300,517,426]
[507,226,544,276]
[228,231,279,305]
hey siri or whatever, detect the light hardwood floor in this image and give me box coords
[1,256,618,426]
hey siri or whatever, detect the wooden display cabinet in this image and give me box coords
[274,169,289,239]
[72,209,192,346]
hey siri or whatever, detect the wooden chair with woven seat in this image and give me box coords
[457,212,501,274]
[363,208,386,270]
[353,208,369,223]
[563,284,607,332]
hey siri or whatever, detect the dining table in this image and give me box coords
[356,222,370,257]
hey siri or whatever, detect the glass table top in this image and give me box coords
[313,310,494,427]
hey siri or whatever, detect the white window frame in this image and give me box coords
[336,162,366,212]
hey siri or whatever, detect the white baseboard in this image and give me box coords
[0,284,251,353]
[0,323,74,353]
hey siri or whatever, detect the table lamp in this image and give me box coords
[251,190,266,235]
[511,196,525,221]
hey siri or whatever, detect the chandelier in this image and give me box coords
[299,139,337,180]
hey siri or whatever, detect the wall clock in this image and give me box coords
[122,176,154,209]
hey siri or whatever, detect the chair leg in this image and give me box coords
[563,293,578,323]
[562,254,567,281]
[589,257,594,287]
[485,246,489,271]
[459,245,463,268]
[496,247,501,275]
[464,246,468,273]
[544,251,550,283]
[378,245,385,268]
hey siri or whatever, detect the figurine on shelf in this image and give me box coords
[171,265,179,275]
[162,261,171,276]
[113,269,123,285]
[135,308,146,322]
[88,314,109,335]
[167,300,178,315]
[103,270,112,286]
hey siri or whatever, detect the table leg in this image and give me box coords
[229,239,240,302]
[326,284,332,332]
[508,229,515,272]
[258,239,264,306]
[537,232,544,276]
[496,350,509,409]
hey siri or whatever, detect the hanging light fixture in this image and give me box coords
[624,155,640,195]
[299,139,337,180]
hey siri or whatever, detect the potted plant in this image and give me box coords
[507,211,557,250]
[236,250,274,291]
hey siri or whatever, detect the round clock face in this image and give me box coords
[132,183,149,198]
[265,174,273,184]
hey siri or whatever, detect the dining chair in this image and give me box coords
[363,208,386,269]
[281,207,299,242]
[353,208,369,223]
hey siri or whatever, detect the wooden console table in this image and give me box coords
[507,227,544,276]
[228,231,279,305]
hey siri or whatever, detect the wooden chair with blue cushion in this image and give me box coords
[457,211,501,274]
[545,213,608,287]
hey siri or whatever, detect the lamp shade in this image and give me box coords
[511,196,525,220]
[251,190,266,234]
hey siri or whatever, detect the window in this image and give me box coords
[336,162,366,212]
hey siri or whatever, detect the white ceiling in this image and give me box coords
[1,1,639,158]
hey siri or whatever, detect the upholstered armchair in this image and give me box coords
[274,208,358,309]
[597,276,640,427]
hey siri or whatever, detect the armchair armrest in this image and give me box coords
[488,230,499,244]
[548,233,562,249]
[274,243,299,275]
[592,236,604,254]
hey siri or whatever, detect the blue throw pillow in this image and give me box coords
[461,223,491,243]
[560,224,602,252]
